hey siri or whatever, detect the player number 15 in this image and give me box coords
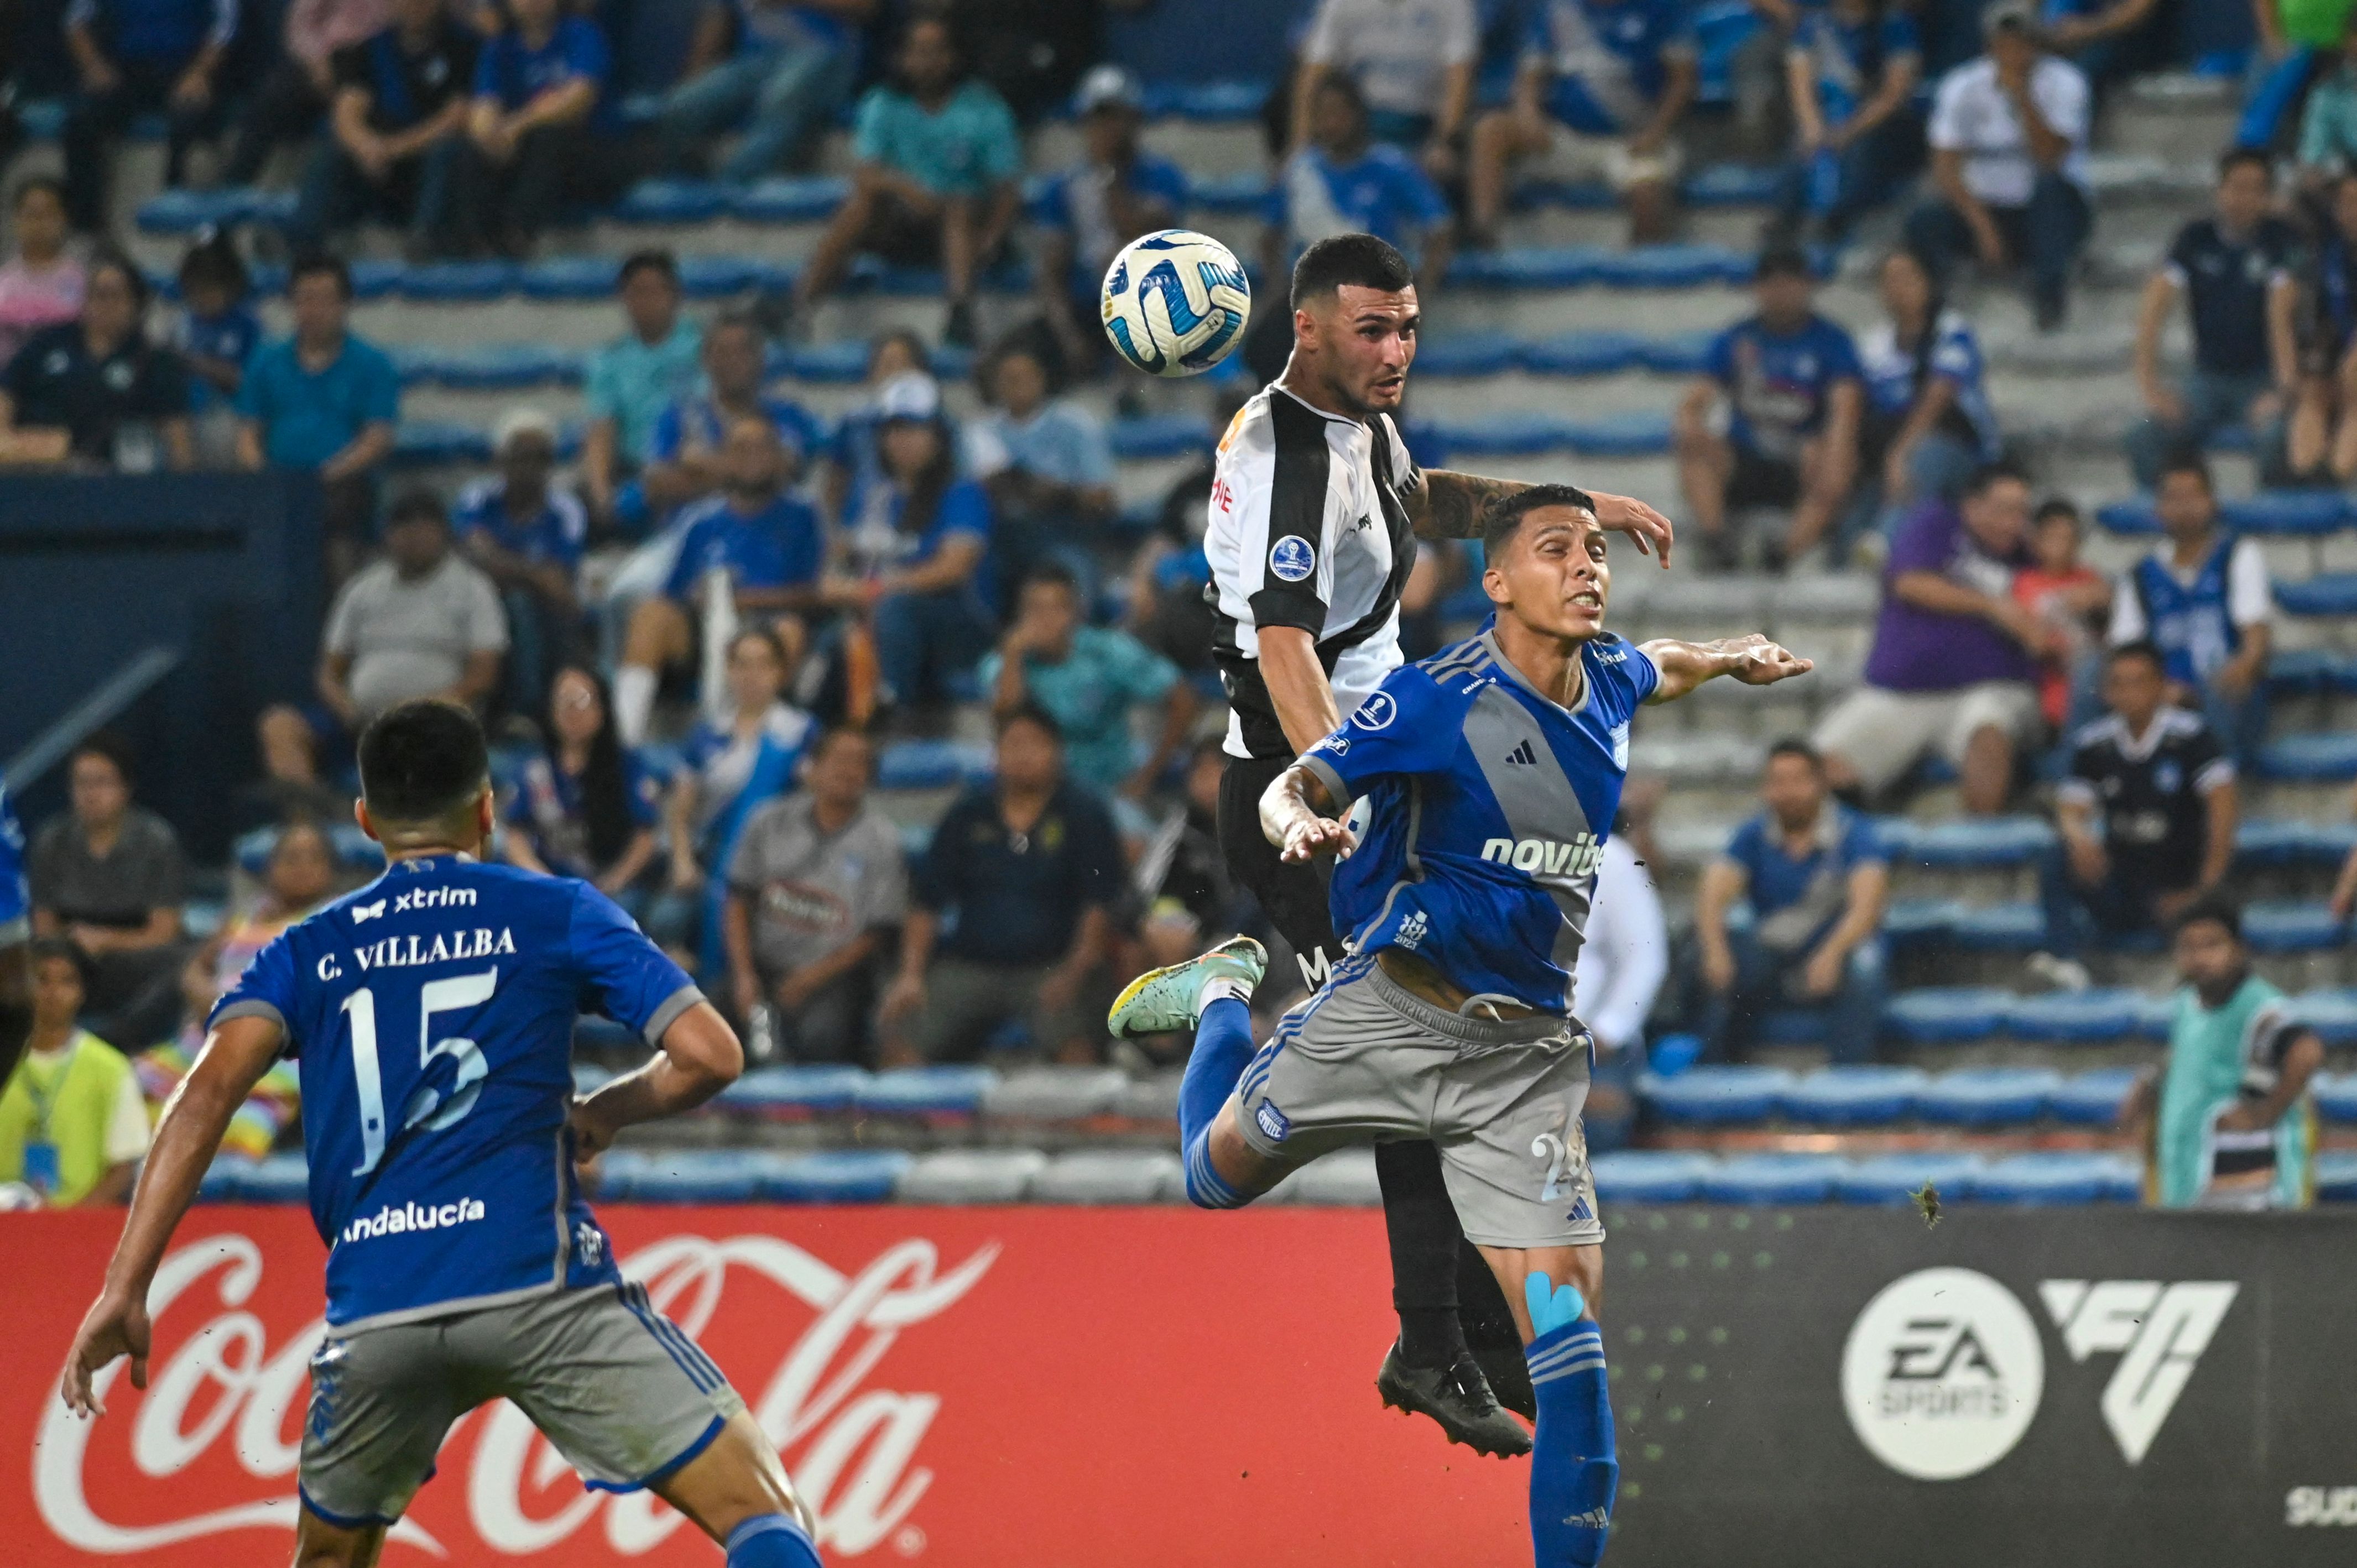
[339,966,499,1176]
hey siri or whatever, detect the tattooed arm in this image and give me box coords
[1400,466,1677,565]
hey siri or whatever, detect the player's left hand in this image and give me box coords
[1281,816,1357,864]
[568,1095,621,1161]
[1720,634,1813,686]
[60,1288,150,1418]
[1587,491,1676,567]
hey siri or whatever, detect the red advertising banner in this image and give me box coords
[0,1206,1529,1567]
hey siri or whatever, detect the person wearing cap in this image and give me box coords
[456,405,590,711]
[654,0,873,184]
[1903,0,2092,333]
[1031,65,1188,374]
[821,369,1000,712]
[643,309,824,518]
[1291,0,1477,180]
[788,15,1022,348]
[1675,245,1864,570]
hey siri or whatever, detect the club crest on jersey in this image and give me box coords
[1269,535,1316,583]
[1255,1100,1292,1142]
[1482,833,1603,878]
[1610,720,1631,770]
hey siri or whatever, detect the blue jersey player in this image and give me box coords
[60,702,823,1568]
[1109,484,1810,1567]
[0,772,29,1084]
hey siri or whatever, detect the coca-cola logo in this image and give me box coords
[37,1229,997,1559]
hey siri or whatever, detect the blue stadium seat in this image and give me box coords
[732,175,847,222]
[1755,1007,1829,1045]
[2276,573,2357,616]
[1418,412,1577,456]
[1589,1150,1715,1203]
[2257,734,2357,781]
[1521,331,1649,376]
[1698,1153,1844,1204]
[1109,414,1213,459]
[1412,331,1522,377]
[615,179,732,224]
[1783,1066,1929,1126]
[230,1152,311,1204]
[1878,816,2054,867]
[1915,1067,2063,1125]
[518,255,620,300]
[855,1066,996,1116]
[423,344,584,391]
[2100,492,2352,536]
[2315,1072,2357,1123]
[2265,648,2357,696]
[1639,1065,1792,1124]
[2006,987,2147,1044]
[1186,170,1272,215]
[2050,1067,2143,1126]
[2318,1150,2357,1202]
[1563,411,1675,455]
[780,339,870,382]
[875,737,992,790]
[400,260,518,301]
[1680,163,1782,205]
[1884,897,1959,946]
[1884,987,2012,1044]
[349,258,409,300]
[392,422,493,466]
[1949,902,2047,950]
[765,1150,910,1203]
[2243,900,2346,953]
[677,255,764,297]
[199,1156,247,1203]
[1834,1152,1987,1206]
[1974,1152,2138,1205]
[600,1149,768,1202]
[1452,247,1602,289]
[1513,179,1618,211]
[1139,79,1270,119]
[1635,330,1718,373]
[2286,989,2357,1044]
[137,187,272,234]
[1591,244,1751,288]
[723,1064,870,1115]
[2236,817,2357,863]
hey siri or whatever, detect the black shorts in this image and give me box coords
[1217,751,1342,992]
[1726,446,1803,510]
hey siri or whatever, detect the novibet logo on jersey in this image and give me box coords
[1842,1267,2045,1480]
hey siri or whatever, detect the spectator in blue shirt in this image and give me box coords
[822,370,999,713]
[883,702,1121,1064]
[1852,248,1999,541]
[1694,739,1891,1064]
[61,0,236,232]
[234,253,400,588]
[787,15,1023,347]
[457,406,590,713]
[1031,65,1187,374]
[1776,0,1922,247]
[582,250,703,529]
[1467,0,1698,246]
[170,232,257,424]
[441,0,620,258]
[614,415,823,744]
[644,310,823,518]
[965,337,1116,591]
[656,0,873,182]
[820,327,930,525]
[1676,245,1864,571]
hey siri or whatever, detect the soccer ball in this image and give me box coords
[1101,229,1251,378]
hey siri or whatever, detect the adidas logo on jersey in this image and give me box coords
[1505,740,1539,766]
[1480,833,1602,878]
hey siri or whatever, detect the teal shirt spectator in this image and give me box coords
[2299,60,2357,174]
[978,626,1181,792]
[236,331,400,469]
[852,79,1022,198]
[964,400,1116,493]
[584,318,702,466]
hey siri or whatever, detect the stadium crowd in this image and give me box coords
[1,0,2355,1206]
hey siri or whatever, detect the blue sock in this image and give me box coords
[1179,996,1254,1209]
[1523,1292,1616,1567]
[726,1513,822,1568]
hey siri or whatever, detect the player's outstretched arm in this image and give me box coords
[1259,762,1358,864]
[569,1000,744,1158]
[1640,633,1813,705]
[1400,467,1676,565]
[60,1015,284,1418]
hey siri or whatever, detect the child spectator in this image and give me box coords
[137,950,301,1158]
[1777,0,1921,245]
[171,231,259,431]
[2011,498,2109,730]
[0,179,85,372]
[0,940,149,1205]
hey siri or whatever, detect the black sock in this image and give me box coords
[1375,1140,1469,1368]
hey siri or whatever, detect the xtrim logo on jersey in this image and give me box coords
[1505,740,1539,766]
[1481,834,1603,877]
[2038,1279,2239,1464]
[1269,535,1316,582]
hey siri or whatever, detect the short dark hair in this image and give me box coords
[808,724,875,770]
[358,700,489,824]
[289,250,352,299]
[69,731,135,789]
[386,488,448,529]
[27,935,91,993]
[2033,497,2082,529]
[997,699,1063,745]
[2171,893,2243,943]
[178,231,249,297]
[1480,482,1598,562]
[2108,639,2168,675]
[84,248,150,315]
[618,249,679,290]
[1755,244,1813,282]
[1766,738,1825,774]
[1310,70,1367,118]
[707,308,766,345]
[11,174,64,211]
[1020,560,1080,598]
[2219,147,2272,183]
[1290,233,1414,309]
[1962,459,2031,498]
[2157,453,2214,494]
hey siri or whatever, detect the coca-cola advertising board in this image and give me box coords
[1,1206,1531,1567]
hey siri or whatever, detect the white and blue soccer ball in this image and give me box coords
[1101,228,1251,378]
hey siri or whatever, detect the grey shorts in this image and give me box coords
[300,1282,745,1528]
[1232,954,1605,1250]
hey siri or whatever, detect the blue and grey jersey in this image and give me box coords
[1298,628,1659,1013]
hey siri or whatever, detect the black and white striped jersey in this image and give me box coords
[1203,383,1419,760]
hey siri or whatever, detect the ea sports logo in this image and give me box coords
[1842,1267,2043,1480]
